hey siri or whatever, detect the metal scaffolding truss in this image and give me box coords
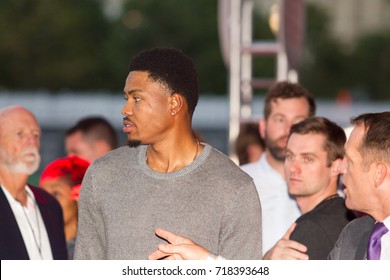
[218,0,305,160]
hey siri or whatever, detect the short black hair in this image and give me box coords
[128,47,199,117]
[66,117,118,149]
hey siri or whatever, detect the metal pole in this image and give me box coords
[228,0,242,163]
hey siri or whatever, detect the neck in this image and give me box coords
[64,217,78,241]
[146,135,202,173]
[366,196,390,222]
[296,187,338,214]
[265,151,285,178]
[0,169,29,205]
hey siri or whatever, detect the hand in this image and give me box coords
[148,228,210,260]
[263,223,309,260]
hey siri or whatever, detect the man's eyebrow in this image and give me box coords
[124,89,143,95]
[300,152,317,158]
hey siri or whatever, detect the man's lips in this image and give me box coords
[289,177,302,183]
[279,136,289,147]
[123,120,135,133]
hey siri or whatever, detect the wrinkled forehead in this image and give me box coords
[288,132,326,152]
[269,97,310,116]
[0,107,40,132]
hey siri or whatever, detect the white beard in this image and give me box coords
[0,147,41,175]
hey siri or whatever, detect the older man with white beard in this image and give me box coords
[0,105,67,260]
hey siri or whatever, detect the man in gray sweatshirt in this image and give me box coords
[74,47,262,260]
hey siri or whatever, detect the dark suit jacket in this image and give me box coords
[0,185,68,260]
[328,215,375,260]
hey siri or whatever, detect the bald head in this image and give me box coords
[0,105,38,129]
[0,105,41,175]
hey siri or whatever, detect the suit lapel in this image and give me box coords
[355,215,375,259]
[0,187,29,259]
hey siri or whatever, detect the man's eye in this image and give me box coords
[274,116,284,123]
[304,157,313,163]
[52,191,61,198]
[286,153,294,160]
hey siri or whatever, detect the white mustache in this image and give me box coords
[21,147,40,158]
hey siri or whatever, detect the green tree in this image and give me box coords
[0,0,109,91]
[300,3,350,99]
[104,0,227,94]
[348,32,390,100]
[300,2,390,100]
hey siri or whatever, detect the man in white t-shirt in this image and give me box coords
[240,81,316,254]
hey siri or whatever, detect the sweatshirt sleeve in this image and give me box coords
[219,180,262,260]
[74,166,106,259]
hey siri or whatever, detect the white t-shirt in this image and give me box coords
[241,154,300,254]
[1,185,53,260]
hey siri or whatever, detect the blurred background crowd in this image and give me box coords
[1,0,389,183]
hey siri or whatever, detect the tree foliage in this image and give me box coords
[300,2,390,100]
[0,0,109,91]
[0,0,389,99]
[0,0,227,94]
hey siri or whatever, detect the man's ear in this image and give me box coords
[372,161,388,188]
[330,158,343,176]
[259,119,266,139]
[169,93,184,116]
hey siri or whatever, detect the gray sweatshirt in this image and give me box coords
[74,143,262,259]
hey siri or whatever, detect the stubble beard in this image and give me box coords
[127,140,141,147]
[264,134,287,162]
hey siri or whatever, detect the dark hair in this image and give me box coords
[128,47,199,117]
[289,116,346,167]
[66,117,118,149]
[351,112,390,165]
[263,81,316,119]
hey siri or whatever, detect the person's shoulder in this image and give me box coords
[104,145,138,159]
[297,197,355,224]
[344,214,375,231]
[29,185,60,208]
[334,214,374,243]
[207,146,253,181]
[91,145,140,168]
[29,185,52,199]
[329,214,374,259]
[240,155,264,174]
[240,160,258,169]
